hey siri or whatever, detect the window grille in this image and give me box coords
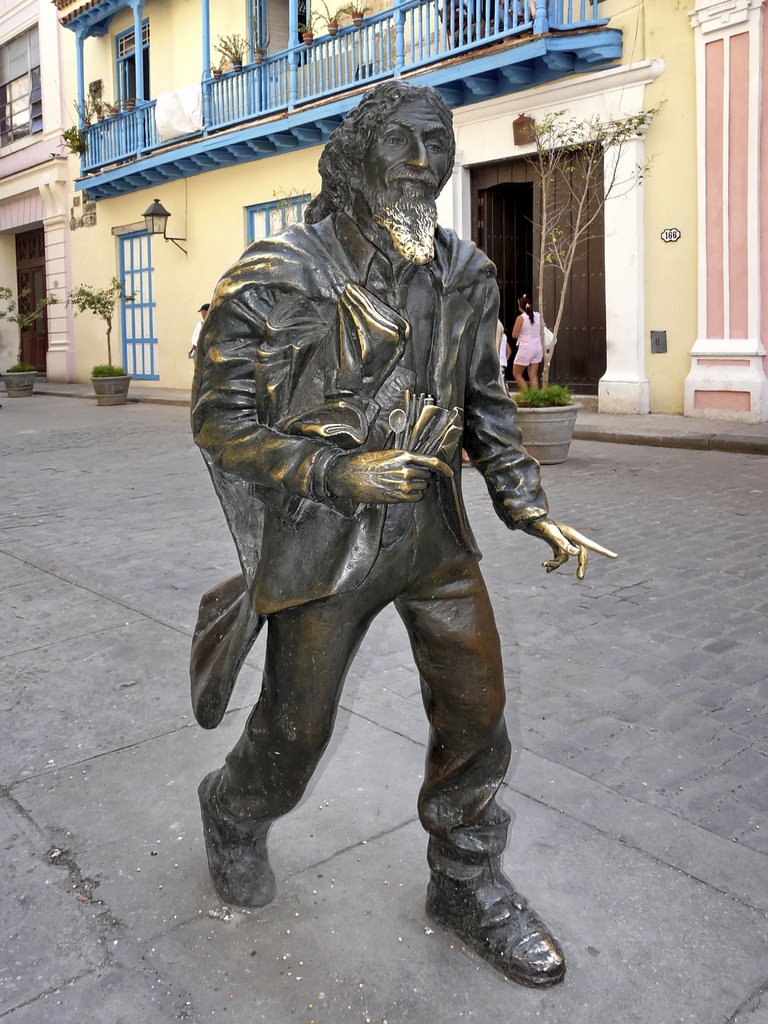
[246,195,311,245]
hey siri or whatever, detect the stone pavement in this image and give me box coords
[1,395,767,1024]
[14,377,768,454]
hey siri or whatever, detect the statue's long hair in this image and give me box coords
[304,81,455,225]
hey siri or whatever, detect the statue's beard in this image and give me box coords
[371,185,438,265]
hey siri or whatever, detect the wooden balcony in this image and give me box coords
[70,0,621,198]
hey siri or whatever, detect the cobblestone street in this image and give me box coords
[1,396,767,1024]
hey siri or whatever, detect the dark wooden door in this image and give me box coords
[16,228,47,372]
[476,182,533,336]
[471,155,606,392]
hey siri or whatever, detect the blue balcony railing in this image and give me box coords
[80,0,607,176]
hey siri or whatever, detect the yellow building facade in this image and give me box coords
[49,0,768,419]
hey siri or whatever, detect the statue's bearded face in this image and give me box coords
[359,99,452,264]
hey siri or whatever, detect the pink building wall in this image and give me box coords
[685,0,768,422]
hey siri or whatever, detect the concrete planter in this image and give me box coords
[91,375,131,406]
[514,403,580,465]
[3,370,37,397]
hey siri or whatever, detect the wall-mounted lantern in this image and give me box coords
[513,113,536,146]
[142,198,188,254]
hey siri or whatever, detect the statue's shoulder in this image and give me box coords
[217,222,335,299]
[435,227,497,289]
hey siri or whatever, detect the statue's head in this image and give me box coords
[305,81,455,264]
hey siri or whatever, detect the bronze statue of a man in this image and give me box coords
[190,80,612,988]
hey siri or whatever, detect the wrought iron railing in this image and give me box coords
[80,0,607,174]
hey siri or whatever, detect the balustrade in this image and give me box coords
[80,0,606,174]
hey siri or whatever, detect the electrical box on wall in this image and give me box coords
[650,331,667,354]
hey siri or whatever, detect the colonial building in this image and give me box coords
[0,0,72,379]
[46,0,768,420]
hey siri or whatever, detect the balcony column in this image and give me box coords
[75,29,86,175]
[394,0,406,76]
[201,0,212,127]
[288,0,299,110]
[533,0,548,35]
[75,29,85,127]
[131,0,146,149]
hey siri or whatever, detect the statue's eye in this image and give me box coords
[426,140,445,153]
[384,132,406,147]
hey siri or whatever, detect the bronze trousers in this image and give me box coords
[212,504,513,876]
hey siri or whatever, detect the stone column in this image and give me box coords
[39,168,75,382]
[599,135,650,414]
[684,0,767,421]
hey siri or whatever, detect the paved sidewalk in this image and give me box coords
[11,378,768,455]
[1,396,767,1024]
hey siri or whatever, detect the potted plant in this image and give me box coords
[62,125,87,156]
[123,96,136,112]
[68,278,133,407]
[0,286,59,397]
[342,3,370,27]
[298,14,321,44]
[251,11,270,61]
[215,33,249,71]
[318,1,341,34]
[512,384,579,465]
[103,101,118,118]
[211,61,224,79]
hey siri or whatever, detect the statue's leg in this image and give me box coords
[199,594,377,907]
[396,553,566,987]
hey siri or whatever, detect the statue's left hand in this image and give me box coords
[523,518,618,581]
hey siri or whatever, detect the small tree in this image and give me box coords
[68,277,130,374]
[528,109,654,387]
[0,285,59,371]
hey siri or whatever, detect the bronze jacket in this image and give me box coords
[189,211,548,726]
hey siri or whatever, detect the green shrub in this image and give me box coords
[515,384,572,408]
[6,362,36,373]
[91,363,127,377]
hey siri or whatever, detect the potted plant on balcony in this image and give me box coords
[62,125,87,156]
[512,384,579,465]
[318,1,341,35]
[251,10,270,61]
[68,278,134,407]
[0,287,59,398]
[215,33,249,71]
[298,14,321,44]
[342,3,370,27]
[210,61,224,79]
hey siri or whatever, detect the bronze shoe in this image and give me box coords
[426,870,566,987]
[198,770,276,908]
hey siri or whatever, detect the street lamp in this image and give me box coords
[142,198,188,254]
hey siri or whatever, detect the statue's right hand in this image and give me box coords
[326,450,453,504]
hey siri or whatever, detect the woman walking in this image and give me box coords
[511,293,543,391]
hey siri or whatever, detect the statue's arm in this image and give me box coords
[463,276,618,578]
[191,290,340,504]
[462,276,550,528]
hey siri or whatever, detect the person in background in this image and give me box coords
[511,293,543,391]
[189,303,210,359]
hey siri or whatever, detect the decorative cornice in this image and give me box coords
[689,0,764,33]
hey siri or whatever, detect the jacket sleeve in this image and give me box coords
[191,285,341,505]
[462,275,550,528]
